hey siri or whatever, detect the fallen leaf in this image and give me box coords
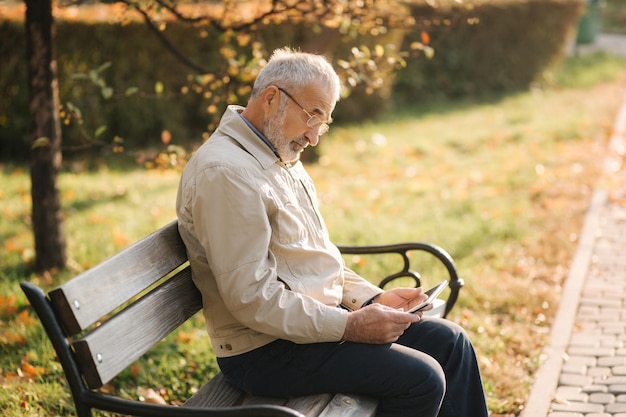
[161,130,172,145]
[112,228,130,247]
[1,328,26,345]
[0,295,18,317]
[138,387,167,405]
[130,363,141,380]
[21,360,45,378]
[16,310,36,327]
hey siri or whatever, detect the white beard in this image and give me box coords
[264,103,304,164]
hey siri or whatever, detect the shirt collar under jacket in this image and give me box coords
[238,112,280,159]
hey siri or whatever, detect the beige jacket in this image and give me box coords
[176,105,383,357]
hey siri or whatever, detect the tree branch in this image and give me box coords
[122,0,210,74]
[117,0,336,74]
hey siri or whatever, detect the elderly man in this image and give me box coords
[176,47,489,417]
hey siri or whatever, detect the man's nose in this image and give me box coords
[305,127,321,147]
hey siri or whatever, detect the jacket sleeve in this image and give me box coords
[340,266,384,311]
[191,165,348,343]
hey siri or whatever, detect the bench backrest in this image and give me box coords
[47,220,199,388]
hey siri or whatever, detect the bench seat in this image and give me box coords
[184,373,378,416]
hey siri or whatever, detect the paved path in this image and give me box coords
[573,33,626,58]
[521,33,626,417]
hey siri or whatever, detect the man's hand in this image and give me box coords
[341,287,432,344]
[342,303,421,344]
[375,287,429,311]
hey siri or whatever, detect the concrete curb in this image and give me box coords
[572,33,626,58]
[520,188,607,417]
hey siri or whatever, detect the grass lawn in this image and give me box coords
[1,51,625,416]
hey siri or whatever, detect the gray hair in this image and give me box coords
[251,47,341,102]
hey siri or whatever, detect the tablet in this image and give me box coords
[406,280,449,313]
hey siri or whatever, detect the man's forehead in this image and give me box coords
[300,83,335,118]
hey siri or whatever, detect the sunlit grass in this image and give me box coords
[1,52,625,416]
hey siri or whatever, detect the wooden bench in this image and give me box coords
[21,220,464,417]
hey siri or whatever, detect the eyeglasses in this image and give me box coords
[275,86,331,135]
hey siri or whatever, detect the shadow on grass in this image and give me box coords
[64,189,129,213]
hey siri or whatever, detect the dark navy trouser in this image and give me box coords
[217,317,489,417]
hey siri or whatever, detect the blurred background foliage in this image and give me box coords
[601,0,626,34]
[0,0,601,163]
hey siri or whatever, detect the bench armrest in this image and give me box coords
[337,242,464,318]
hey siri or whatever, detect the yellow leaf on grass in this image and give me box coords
[161,130,172,145]
[112,228,130,247]
[176,331,192,344]
[16,310,36,327]
[130,363,141,380]
[1,329,26,345]
[0,295,18,317]
[88,214,106,224]
[21,360,45,378]
[3,237,24,254]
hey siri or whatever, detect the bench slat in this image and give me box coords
[242,393,333,415]
[73,267,201,388]
[183,372,244,408]
[49,221,188,334]
[318,394,378,417]
[185,375,376,417]
[282,394,333,416]
[183,373,332,414]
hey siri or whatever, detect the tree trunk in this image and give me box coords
[25,0,67,272]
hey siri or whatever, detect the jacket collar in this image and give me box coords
[219,105,287,170]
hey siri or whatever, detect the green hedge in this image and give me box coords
[393,0,584,101]
[0,0,583,160]
[601,0,626,34]
[0,19,223,159]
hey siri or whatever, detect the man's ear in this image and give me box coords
[261,86,280,115]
